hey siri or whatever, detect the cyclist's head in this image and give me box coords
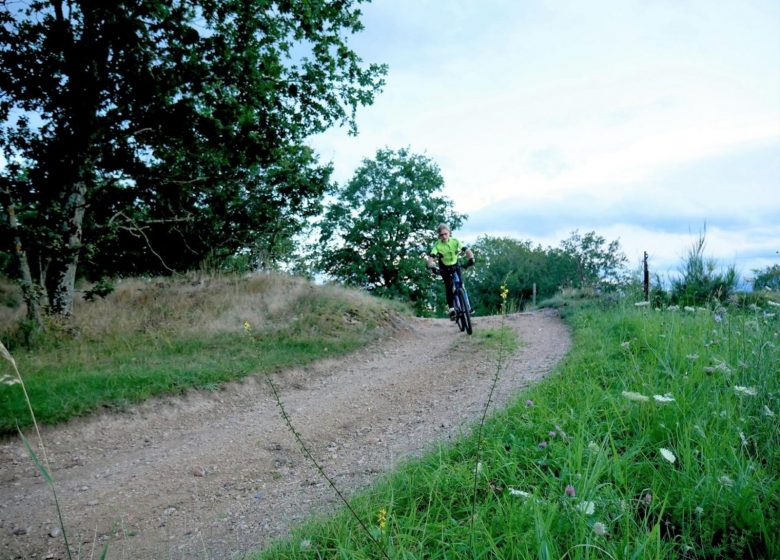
[436,223,451,237]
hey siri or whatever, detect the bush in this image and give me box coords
[671,229,738,306]
[752,264,780,291]
[83,277,115,301]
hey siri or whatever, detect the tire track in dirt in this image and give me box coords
[0,310,570,559]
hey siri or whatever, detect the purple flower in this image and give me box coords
[525,399,534,407]
[565,484,576,497]
[548,431,557,438]
[538,441,548,450]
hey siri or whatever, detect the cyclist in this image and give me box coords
[427,223,474,320]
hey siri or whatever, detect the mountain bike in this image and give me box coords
[432,261,474,335]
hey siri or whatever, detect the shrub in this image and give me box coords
[671,229,738,306]
[752,264,780,291]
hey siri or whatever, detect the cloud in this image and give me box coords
[461,141,780,276]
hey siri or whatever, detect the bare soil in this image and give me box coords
[0,311,570,560]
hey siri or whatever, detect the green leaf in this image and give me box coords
[19,430,52,485]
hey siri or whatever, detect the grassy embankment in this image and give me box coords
[0,273,409,433]
[253,295,779,559]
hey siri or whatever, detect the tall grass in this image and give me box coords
[254,298,779,559]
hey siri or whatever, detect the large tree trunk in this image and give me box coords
[47,180,88,316]
[2,186,44,327]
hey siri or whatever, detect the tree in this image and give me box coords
[0,0,386,318]
[80,145,334,277]
[467,237,546,312]
[318,147,464,311]
[559,230,628,289]
[752,264,780,292]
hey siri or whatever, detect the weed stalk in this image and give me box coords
[1,340,73,560]
[469,286,513,551]
[266,373,391,559]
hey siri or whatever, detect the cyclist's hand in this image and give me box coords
[429,266,440,275]
[465,257,475,269]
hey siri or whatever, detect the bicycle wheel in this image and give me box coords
[454,293,466,332]
[462,299,472,335]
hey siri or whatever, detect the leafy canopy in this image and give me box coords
[318,147,464,310]
[559,230,628,289]
[0,0,386,314]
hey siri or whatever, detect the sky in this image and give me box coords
[307,0,780,284]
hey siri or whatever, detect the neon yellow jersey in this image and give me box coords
[431,238,464,266]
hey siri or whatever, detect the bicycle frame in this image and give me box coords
[447,264,473,335]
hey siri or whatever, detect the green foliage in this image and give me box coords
[82,278,114,302]
[0,0,387,314]
[317,147,464,313]
[671,229,738,305]
[468,236,579,313]
[465,231,628,315]
[752,264,780,291]
[559,229,629,289]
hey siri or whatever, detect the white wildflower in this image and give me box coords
[659,448,676,464]
[686,354,699,361]
[587,441,599,452]
[577,501,595,515]
[592,521,608,536]
[719,475,734,487]
[634,301,650,307]
[622,391,650,402]
[733,386,757,396]
[667,305,680,311]
[739,432,748,446]
[767,300,780,307]
[763,405,775,417]
[695,506,704,515]
[684,306,696,312]
[707,360,731,374]
[300,539,312,550]
[620,341,631,349]
[1,373,21,386]
[508,488,531,498]
[0,341,15,365]
[653,394,675,403]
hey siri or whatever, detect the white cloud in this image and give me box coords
[309,0,780,281]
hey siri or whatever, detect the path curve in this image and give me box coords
[0,310,570,559]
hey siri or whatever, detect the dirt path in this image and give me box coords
[0,311,570,560]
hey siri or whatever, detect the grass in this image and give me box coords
[2,273,777,558]
[253,297,779,559]
[0,273,409,433]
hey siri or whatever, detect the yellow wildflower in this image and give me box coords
[500,285,509,301]
[243,320,252,333]
[378,507,387,530]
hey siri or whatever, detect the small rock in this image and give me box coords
[163,507,176,515]
[49,526,61,538]
[87,500,99,506]
[13,526,29,536]
[192,466,206,477]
